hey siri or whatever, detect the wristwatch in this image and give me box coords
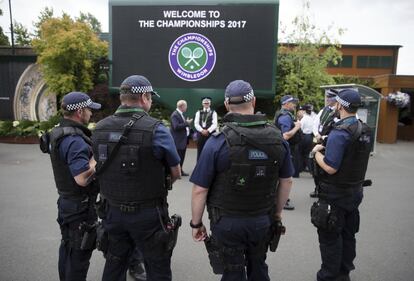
[189,220,203,229]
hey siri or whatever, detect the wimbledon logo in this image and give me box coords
[168,33,216,82]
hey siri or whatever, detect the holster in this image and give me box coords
[310,200,338,231]
[268,221,286,252]
[204,236,225,274]
[79,222,98,250]
[146,213,182,257]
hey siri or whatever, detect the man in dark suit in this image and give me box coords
[170,100,193,176]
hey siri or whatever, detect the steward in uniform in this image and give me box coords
[40,92,101,281]
[275,94,302,210]
[190,80,294,281]
[92,75,181,281]
[194,97,218,159]
[310,89,372,281]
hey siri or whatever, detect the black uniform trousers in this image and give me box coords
[57,196,96,281]
[102,205,171,281]
[211,215,271,281]
[317,184,363,281]
[197,133,210,160]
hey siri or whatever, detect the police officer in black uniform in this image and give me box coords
[310,89,372,281]
[92,75,181,281]
[275,94,302,210]
[41,92,101,281]
[190,80,294,281]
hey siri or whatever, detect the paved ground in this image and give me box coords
[0,141,413,281]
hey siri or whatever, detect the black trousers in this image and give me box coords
[197,133,210,160]
[177,148,187,171]
[57,197,96,281]
[316,185,363,281]
[102,206,172,281]
[211,215,271,281]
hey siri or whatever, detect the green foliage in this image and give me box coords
[32,14,108,96]
[33,7,54,38]
[13,21,32,46]
[77,12,102,34]
[276,1,343,109]
[0,114,61,137]
[0,8,10,46]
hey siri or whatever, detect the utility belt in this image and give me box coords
[318,181,363,195]
[94,196,181,257]
[106,198,164,213]
[207,206,270,224]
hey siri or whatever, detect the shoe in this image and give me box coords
[310,190,318,198]
[181,171,189,176]
[129,262,147,281]
[283,199,295,210]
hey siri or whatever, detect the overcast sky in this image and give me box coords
[0,0,413,75]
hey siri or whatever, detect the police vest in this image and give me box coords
[207,113,285,216]
[274,109,303,146]
[49,119,92,198]
[320,120,372,188]
[92,110,166,205]
[198,109,215,129]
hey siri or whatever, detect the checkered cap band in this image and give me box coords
[336,95,351,108]
[243,90,254,102]
[130,86,154,94]
[65,99,93,111]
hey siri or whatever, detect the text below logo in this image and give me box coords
[168,33,216,82]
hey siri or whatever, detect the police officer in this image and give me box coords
[190,80,294,281]
[194,97,218,159]
[310,90,339,198]
[42,92,101,281]
[310,89,372,281]
[275,94,302,210]
[92,75,181,281]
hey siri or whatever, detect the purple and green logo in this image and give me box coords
[168,33,216,82]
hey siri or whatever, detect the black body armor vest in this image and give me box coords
[320,120,372,188]
[49,118,92,198]
[198,109,215,129]
[207,113,285,216]
[274,109,303,146]
[92,109,166,205]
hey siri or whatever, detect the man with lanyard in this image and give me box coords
[41,92,101,281]
[310,90,339,198]
[92,75,181,281]
[310,89,372,281]
[275,94,302,210]
[190,80,294,281]
[194,97,218,159]
[170,100,193,176]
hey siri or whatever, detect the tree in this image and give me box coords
[0,8,10,46]
[13,21,31,46]
[77,12,102,34]
[33,7,54,38]
[32,14,108,96]
[275,1,343,110]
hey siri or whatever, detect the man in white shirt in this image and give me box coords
[194,97,218,159]
[298,104,315,173]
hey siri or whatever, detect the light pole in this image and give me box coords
[8,0,14,54]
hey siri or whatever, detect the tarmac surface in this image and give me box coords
[0,141,413,281]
